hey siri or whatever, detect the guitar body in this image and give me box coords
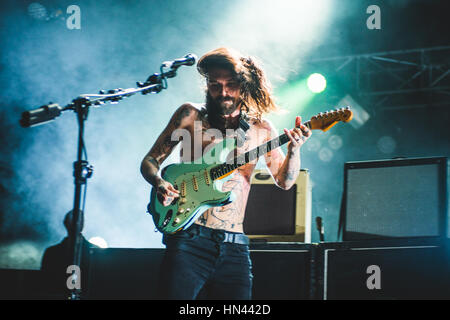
[148,138,237,234]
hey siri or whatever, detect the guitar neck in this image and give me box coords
[210,121,312,180]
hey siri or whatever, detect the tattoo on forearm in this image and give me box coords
[284,169,297,182]
[146,156,160,170]
[163,134,178,151]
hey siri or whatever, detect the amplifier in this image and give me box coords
[316,238,450,300]
[87,246,314,300]
[243,169,312,242]
[340,157,448,240]
[85,241,449,300]
[249,243,316,300]
[87,248,165,299]
[0,269,42,299]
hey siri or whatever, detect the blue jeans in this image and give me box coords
[157,225,253,300]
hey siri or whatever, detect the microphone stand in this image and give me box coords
[19,61,189,300]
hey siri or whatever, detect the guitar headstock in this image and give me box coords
[309,107,353,132]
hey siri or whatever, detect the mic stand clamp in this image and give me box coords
[74,160,93,184]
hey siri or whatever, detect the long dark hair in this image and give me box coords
[197,47,278,120]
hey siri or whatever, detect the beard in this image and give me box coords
[206,92,239,117]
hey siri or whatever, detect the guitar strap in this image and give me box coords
[200,105,251,147]
[236,110,250,147]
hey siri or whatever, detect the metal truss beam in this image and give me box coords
[304,46,450,110]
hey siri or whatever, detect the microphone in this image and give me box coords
[20,103,62,127]
[163,54,197,69]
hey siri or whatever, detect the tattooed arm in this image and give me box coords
[263,117,311,190]
[272,147,301,190]
[140,103,196,205]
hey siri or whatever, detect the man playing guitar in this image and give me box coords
[140,47,311,299]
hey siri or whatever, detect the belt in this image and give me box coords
[188,224,249,245]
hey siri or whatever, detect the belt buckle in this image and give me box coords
[212,230,225,243]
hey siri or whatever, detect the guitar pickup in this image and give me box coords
[180,181,186,197]
[192,175,198,191]
[204,170,211,185]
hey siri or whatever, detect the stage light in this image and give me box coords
[307,73,327,93]
[89,236,108,248]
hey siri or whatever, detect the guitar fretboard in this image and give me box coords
[210,121,312,180]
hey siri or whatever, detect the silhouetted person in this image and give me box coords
[40,210,98,299]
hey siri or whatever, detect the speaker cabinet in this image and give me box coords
[0,269,42,299]
[317,239,450,300]
[249,243,315,300]
[87,248,164,299]
[87,246,315,300]
[244,169,312,242]
[83,240,449,300]
[341,157,448,240]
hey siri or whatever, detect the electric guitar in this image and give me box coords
[147,107,353,234]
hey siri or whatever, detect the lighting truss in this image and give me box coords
[304,46,450,111]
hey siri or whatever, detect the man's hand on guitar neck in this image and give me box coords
[271,116,311,190]
[283,116,312,153]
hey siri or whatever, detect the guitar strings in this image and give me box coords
[171,136,287,191]
[172,156,256,192]
[171,142,271,190]
[167,120,315,192]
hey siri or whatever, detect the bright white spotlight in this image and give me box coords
[307,73,327,93]
[212,0,334,77]
[88,236,108,248]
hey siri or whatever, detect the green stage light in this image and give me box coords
[307,73,327,93]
